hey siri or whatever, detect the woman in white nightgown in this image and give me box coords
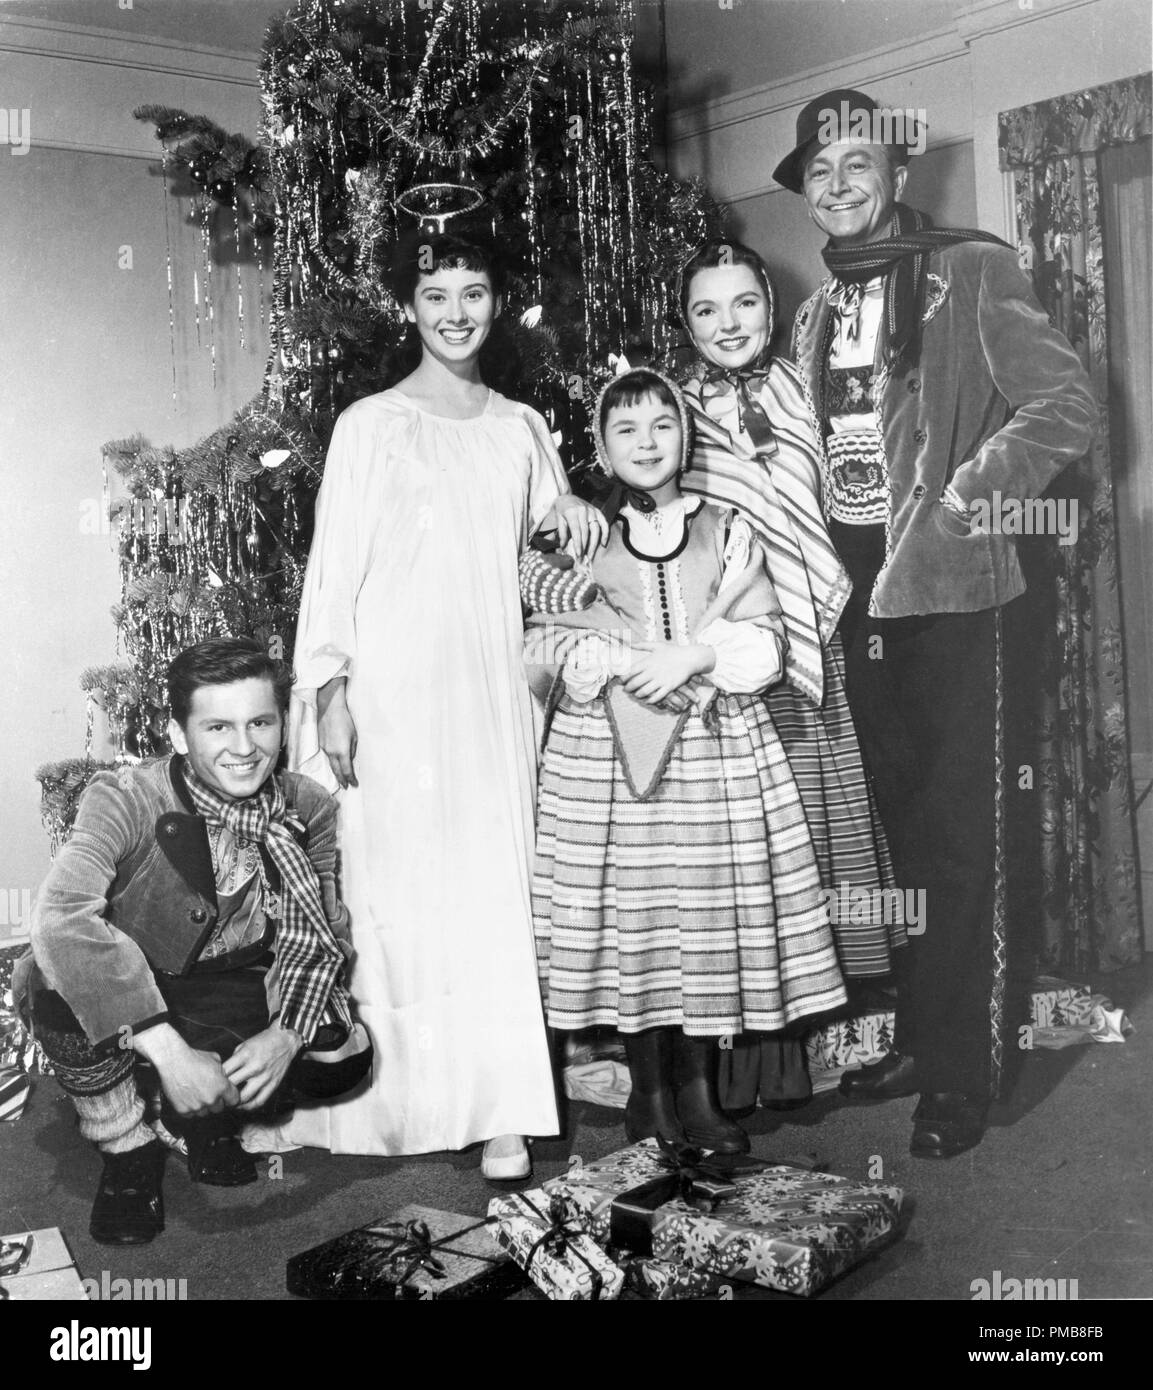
[284,234,603,1166]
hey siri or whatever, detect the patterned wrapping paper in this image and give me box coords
[0,946,51,1077]
[0,1066,31,1122]
[806,1010,896,1078]
[1030,978,1093,1029]
[286,1204,527,1301]
[543,1140,903,1298]
[0,1228,88,1301]
[620,1254,728,1301]
[806,980,1094,1081]
[487,1190,624,1301]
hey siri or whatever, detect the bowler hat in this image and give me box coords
[772,87,917,194]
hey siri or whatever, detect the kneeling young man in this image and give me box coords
[17,638,370,1244]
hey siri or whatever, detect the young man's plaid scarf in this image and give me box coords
[182,763,352,1045]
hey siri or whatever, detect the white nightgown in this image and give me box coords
[285,388,566,1155]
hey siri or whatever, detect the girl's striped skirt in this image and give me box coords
[532,691,848,1036]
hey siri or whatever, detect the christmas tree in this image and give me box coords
[37,0,723,847]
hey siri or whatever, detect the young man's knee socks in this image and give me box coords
[33,991,154,1156]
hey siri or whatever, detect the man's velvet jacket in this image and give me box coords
[791,239,1097,618]
[19,755,347,1051]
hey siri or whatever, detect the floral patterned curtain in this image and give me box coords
[997,74,1150,974]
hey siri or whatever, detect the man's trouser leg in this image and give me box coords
[156,965,372,1106]
[834,527,1010,1100]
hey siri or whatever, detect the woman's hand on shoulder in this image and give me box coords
[540,495,608,562]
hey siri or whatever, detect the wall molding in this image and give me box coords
[668,0,1099,149]
[953,0,1102,43]
[0,14,262,161]
[0,15,260,85]
[669,27,967,145]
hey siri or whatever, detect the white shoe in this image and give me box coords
[481,1135,531,1182]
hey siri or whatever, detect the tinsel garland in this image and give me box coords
[34,758,118,856]
[44,0,725,842]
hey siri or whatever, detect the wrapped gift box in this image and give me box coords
[805,1010,895,1079]
[805,981,1094,1084]
[287,1204,526,1300]
[487,1189,624,1301]
[621,1254,728,1301]
[1,945,52,1077]
[0,1228,88,1301]
[544,1140,903,1298]
[1030,977,1093,1029]
[0,1065,31,1122]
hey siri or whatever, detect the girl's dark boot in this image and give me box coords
[623,1028,684,1144]
[672,1032,750,1154]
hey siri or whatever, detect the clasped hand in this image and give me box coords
[622,640,714,706]
[139,1023,302,1117]
[222,1026,304,1112]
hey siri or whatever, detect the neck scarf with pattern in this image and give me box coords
[822,203,1012,370]
[181,761,351,1045]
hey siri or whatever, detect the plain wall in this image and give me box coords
[0,6,273,944]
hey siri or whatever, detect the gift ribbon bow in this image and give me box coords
[365,1216,502,1291]
[606,1139,745,1255]
[518,1192,605,1301]
[367,1219,447,1287]
[651,1136,742,1200]
[700,365,779,456]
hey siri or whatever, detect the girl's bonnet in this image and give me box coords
[591,365,694,478]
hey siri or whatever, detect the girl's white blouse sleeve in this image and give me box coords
[697,518,787,693]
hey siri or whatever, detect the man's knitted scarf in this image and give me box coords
[822,203,1012,369]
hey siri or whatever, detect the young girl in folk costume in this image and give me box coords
[527,368,847,1154]
[676,239,902,1113]
[286,233,604,1176]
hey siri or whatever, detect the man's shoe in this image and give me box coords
[910,1092,987,1159]
[838,1050,918,1100]
[90,1139,166,1246]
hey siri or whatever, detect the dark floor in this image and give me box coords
[3,960,1150,1302]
